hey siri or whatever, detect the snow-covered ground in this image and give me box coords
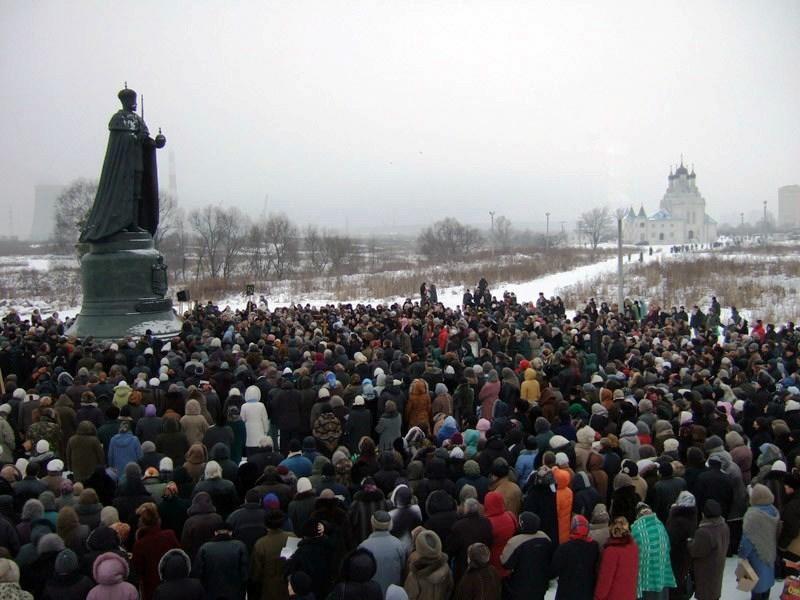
[3,242,799,325]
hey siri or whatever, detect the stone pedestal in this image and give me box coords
[66,232,182,339]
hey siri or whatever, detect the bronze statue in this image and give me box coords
[80,86,166,243]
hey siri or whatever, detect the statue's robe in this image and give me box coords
[80,109,159,242]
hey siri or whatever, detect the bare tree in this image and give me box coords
[218,207,246,281]
[367,235,379,271]
[153,192,178,250]
[160,207,190,282]
[324,233,359,274]
[493,215,514,252]
[304,224,328,272]
[578,206,613,251]
[188,206,225,279]
[418,217,484,260]
[53,178,98,253]
[263,213,299,279]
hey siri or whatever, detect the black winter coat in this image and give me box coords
[502,533,554,600]
[348,407,373,449]
[693,466,734,519]
[348,489,390,544]
[651,476,687,524]
[287,535,338,600]
[523,485,559,547]
[550,538,599,600]
[610,486,639,527]
[41,572,95,600]
[445,512,493,582]
[666,504,698,596]
[227,503,267,552]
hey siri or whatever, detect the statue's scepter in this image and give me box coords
[141,94,144,120]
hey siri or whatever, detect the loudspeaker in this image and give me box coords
[176,290,189,302]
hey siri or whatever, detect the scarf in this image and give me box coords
[569,515,592,541]
[743,505,779,564]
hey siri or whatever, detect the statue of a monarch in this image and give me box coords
[80,85,166,243]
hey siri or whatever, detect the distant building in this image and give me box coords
[779,185,800,229]
[28,184,65,241]
[623,160,718,245]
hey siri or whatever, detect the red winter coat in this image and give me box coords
[131,525,181,600]
[594,534,638,600]
[484,491,517,578]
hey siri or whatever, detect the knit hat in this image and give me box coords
[658,462,673,478]
[38,533,65,554]
[353,395,365,406]
[772,460,788,473]
[518,511,540,534]
[675,491,696,508]
[36,440,50,454]
[679,411,693,425]
[613,472,634,491]
[620,421,638,437]
[750,483,775,506]
[101,506,120,526]
[450,447,464,460]
[159,457,174,472]
[371,510,391,531]
[576,426,596,445]
[549,435,569,449]
[289,571,313,597]
[204,461,222,480]
[703,499,722,518]
[141,441,156,453]
[463,460,480,477]
[590,503,609,524]
[262,493,280,511]
[467,542,491,566]
[725,431,745,449]
[476,418,491,432]
[145,404,157,417]
[555,453,569,467]
[54,549,79,575]
[492,459,509,478]
[663,438,680,453]
[703,435,724,453]
[0,559,19,583]
[47,459,64,472]
[297,477,312,494]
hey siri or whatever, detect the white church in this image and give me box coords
[623,159,718,245]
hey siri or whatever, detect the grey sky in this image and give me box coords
[2,0,798,237]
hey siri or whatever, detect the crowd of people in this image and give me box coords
[0,287,797,600]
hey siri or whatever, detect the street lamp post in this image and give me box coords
[763,201,768,245]
[489,211,495,260]
[617,214,624,310]
[545,212,550,251]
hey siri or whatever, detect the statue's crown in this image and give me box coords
[118,87,137,103]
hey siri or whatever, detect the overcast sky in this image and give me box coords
[1,0,798,237]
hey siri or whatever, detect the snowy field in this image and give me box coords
[2,241,799,326]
